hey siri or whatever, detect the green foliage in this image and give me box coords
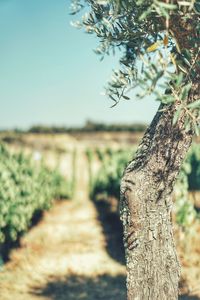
[0,144,70,244]
[71,148,77,198]
[50,169,72,200]
[95,148,105,161]
[85,148,94,194]
[91,148,134,199]
[187,143,200,190]
[71,0,200,132]
[174,160,196,228]
[90,145,200,228]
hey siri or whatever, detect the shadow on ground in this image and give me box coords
[1,210,44,262]
[31,273,200,300]
[93,198,125,265]
[180,296,200,300]
[32,274,126,300]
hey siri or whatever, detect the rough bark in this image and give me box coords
[120,101,196,300]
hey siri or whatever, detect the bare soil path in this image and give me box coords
[0,149,126,300]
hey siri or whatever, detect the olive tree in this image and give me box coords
[70,1,200,299]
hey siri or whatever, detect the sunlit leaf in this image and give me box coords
[187,99,200,109]
[147,41,161,52]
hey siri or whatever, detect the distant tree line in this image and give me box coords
[27,121,147,133]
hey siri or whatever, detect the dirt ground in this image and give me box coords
[0,136,200,300]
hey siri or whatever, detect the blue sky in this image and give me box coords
[0,0,159,129]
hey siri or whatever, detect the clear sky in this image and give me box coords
[0,0,159,129]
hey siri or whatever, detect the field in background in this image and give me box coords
[0,131,199,299]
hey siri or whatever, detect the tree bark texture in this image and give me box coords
[120,100,196,300]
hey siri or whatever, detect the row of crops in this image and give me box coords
[0,143,74,261]
[86,144,200,228]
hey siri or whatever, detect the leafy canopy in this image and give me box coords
[71,0,200,132]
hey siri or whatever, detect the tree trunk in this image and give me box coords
[120,102,194,300]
